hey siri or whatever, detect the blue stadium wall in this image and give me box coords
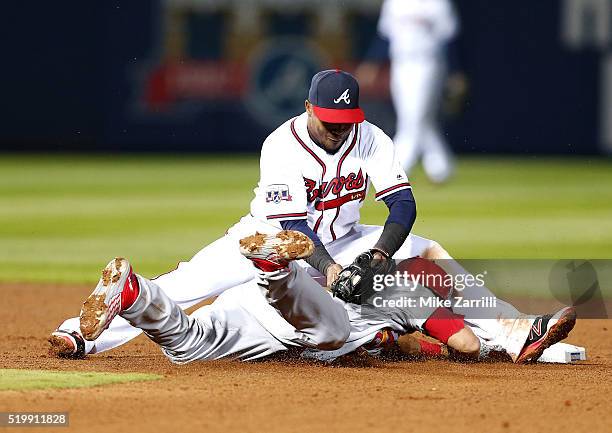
[1,0,607,155]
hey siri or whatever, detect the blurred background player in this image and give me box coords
[357,0,466,183]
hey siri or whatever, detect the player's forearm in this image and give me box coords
[304,245,336,276]
[373,222,411,258]
[280,219,335,274]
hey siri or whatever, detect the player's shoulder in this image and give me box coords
[358,120,393,154]
[359,120,389,140]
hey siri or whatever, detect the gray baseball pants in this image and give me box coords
[120,263,350,363]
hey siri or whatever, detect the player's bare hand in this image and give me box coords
[372,251,387,261]
[326,263,343,287]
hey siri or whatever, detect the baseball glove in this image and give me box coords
[330,251,395,304]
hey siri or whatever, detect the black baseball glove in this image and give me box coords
[330,250,395,304]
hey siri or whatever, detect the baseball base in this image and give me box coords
[539,343,587,363]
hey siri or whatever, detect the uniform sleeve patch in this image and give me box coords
[265,184,293,203]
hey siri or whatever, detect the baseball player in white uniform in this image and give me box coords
[358,0,459,182]
[56,231,576,365]
[49,70,551,363]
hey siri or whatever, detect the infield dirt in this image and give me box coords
[1,282,611,433]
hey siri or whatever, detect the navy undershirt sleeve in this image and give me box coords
[372,189,417,257]
[280,219,335,274]
[382,189,417,231]
[280,219,323,247]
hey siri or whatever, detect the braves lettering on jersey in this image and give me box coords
[250,112,411,244]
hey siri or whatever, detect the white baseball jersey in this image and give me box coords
[250,112,411,245]
[378,0,458,58]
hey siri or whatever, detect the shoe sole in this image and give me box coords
[516,307,577,363]
[48,331,86,359]
[48,333,76,358]
[239,230,314,261]
[80,257,130,341]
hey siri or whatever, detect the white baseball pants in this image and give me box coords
[391,55,454,183]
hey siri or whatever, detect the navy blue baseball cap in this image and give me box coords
[308,69,365,124]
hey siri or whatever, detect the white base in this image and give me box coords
[538,342,587,363]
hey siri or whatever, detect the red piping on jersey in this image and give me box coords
[374,182,411,199]
[290,118,326,175]
[290,118,326,234]
[266,212,307,220]
[329,124,359,241]
[312,209,324,233]
[362,174,369,202]
[314,190,366,211]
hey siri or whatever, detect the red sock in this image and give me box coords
[419,340,442,357]
[121,271,140,310]
[423,307,465,344]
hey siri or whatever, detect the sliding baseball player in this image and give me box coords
[59,231,576,365]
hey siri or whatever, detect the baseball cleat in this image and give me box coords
[79,257,140,341]
[516,306,577,363]
[48,330,86,359]
[365,328,399,349]
[362,328,400,356]
[239,230,314,272]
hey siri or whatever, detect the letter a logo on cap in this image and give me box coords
[333,89,351,105]
[308,70,365,123]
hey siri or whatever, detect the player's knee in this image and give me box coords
[422,241,451,260]
[315,331,347,350]
[315,317,350,350]
[447,328,480,355]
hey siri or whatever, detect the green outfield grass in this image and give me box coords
[1,154,611,284]
[0,369,161,391]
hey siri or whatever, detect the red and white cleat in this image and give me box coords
[516,306,577,363]
[79,257,140,341]
[239,231,314,272]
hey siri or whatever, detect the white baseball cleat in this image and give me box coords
[79,257,140,341]
[239,230,314,272]
[515,306,577,363]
